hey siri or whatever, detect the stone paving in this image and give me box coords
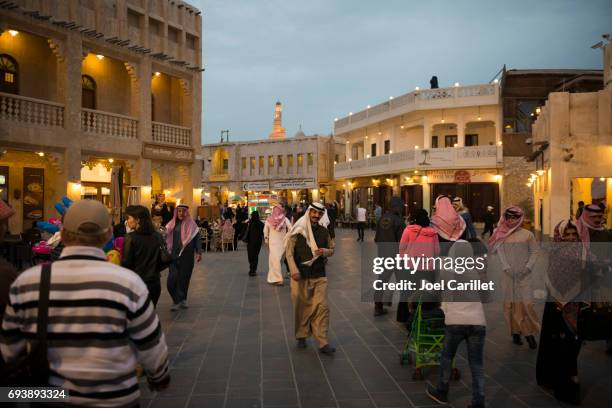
[140,228,612,408]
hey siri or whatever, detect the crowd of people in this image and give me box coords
[0,194,610,407]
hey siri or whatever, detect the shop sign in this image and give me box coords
[427,169,497,183]
[23,167,44,224]
[454,170,471,183]
[272,178,316,189]
[209,174,230,182]
[142,143,194,163]
[242,181,270,191]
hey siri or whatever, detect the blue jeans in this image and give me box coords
[436,325,486,406]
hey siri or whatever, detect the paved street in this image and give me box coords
[141,228,612,408]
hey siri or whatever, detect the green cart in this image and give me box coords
[399,302,460,381]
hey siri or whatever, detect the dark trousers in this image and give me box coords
[146,279,162,307]
[436,325,486,406]
[247,243,262,273]
[482,223,494,237]
[167,263,193,304]
[356,222,365,240]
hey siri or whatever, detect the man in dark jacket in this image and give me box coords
[373,196,406,316]
[285,202,335,354]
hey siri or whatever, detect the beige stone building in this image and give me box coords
[0,0,203,233]
[333,82,503,221]
[531,40,612,235]
[201,102,345,210]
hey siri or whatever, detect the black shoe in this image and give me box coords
[248,271,256,276]
[374,307,388,317]
[554,384,581,406]
[425,385,449,404]
[319,344,336,354]
[526,335,537,349]
[297,338,307,348]
[512,334,523,345]
[467,404,485,408]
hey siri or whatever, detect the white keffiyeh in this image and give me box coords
[284,204,328,266]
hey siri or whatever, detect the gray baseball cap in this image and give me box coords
[62,199,111,234]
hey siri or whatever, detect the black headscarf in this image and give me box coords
[412,209,430,227]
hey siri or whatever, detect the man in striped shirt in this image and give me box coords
[1,199,170,407]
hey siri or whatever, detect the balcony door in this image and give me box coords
[401,185,423,218]
[0,54,18,95]
[81,75,96,109]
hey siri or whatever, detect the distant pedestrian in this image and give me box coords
[122,205,164,306]
[1,199,170,405]
[489,206,539,349]
[374,204,382,224]
[166,205,202,311]
[356,204,367,242]
[264,205,291,285]
[575,201,585,220]
[326,203,337,240]
[373,197,405,316]
[482,205,495,239]
[452,197,477,240]
[245,210,264,276]
[285,202,335,354]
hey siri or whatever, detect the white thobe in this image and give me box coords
[264,219,292,283]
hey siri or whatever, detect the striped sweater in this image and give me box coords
[1,246,169,407]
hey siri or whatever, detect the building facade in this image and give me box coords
[530,42,612,236]
[333,82,503,222]
[0,0,203,233]
[201,133,345,209]
[500,68,603,225]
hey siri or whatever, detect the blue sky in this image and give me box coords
[191,0,611,144]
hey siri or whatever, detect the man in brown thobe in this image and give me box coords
[285,202,336,354]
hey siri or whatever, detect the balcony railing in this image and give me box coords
[335,84,498,131]
[335,145,502,178]
[0,92,64,127]
[81,108,138,139]
[152,121,192,147]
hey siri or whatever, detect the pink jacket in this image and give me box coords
[399,225,440,270]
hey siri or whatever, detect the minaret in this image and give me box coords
[268,101,286,139]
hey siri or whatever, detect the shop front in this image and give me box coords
[425,169,501,222]
[0,149,64,234]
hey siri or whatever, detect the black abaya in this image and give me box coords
[536,301,581,401]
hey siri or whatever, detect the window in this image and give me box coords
[445,135,458,147]
[128,10,141,29]
[465,134,478,147]
[307,153,313,166]
[223,159,228,170]
[268,156,274,174]
[0,54,18,94]
[321,154,327,171]
[168,26,179,43]
[384,140,391,154]
[334,154,339,163]
[241,157,246,175]
[186,34,197,50]
[431,136,438,148]
[371,143,377,157]
[287,155,294,174]
[149,18,162,36]
[250,157,255,176]
[81,75,96,109]
[277,155,283,169]
[259,156,264,175]
[297,154,304,172]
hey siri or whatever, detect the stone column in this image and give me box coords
[423,121,432,149]
[456,116,465,147]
